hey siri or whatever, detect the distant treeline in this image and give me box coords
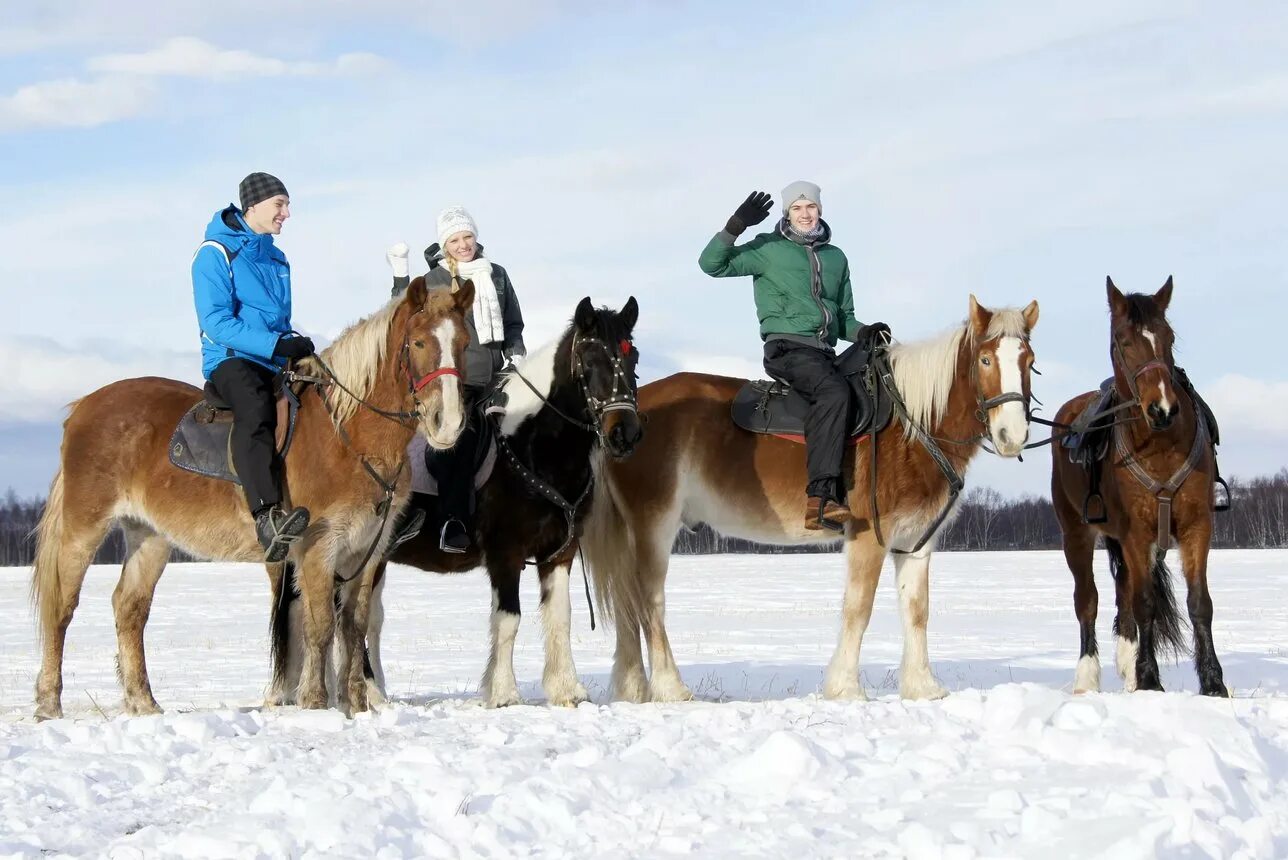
[2,469,1285,565]
[670,469,1288,554]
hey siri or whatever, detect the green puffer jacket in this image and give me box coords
[698,220,860,347]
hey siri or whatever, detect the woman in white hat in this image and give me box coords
[387,205,527,552]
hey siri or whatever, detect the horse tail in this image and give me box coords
[269,561,298,693]
[30,467,68,644]
[1104,536,1189,657]
[1149,547,1190,657]
[582,457,641,631]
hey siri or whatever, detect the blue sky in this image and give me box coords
[1,1,1286,497]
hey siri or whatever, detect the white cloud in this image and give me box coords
[1204,374,1288,439]
[88,37,386,79]
[0,336,202,422]
[0,75,154,132]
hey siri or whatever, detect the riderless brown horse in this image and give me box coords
[584,295,1039,703]
[31,279,473,718]
[1051,277,1228,697]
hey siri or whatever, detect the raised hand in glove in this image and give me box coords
[724,191,773,237]
[273,335,316,360]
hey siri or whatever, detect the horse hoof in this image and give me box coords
[126,699,163,717]
[648,682,694,703]
[33,705,63,722]
[485,691,523,709]
[829,684,870,705]
[901,681,948,701]
[550,686,590,708]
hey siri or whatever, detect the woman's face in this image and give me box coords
[445,231,477,262]
[788,200,819,233]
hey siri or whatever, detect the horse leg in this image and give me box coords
[1121,535,1165,692]
[823,528,884,700]
[538,557,589,707]
[112,521,172,716]
[294,546,337,710]
[638,537,691,703]
[611,614,649,703]
[481,563,523,708]
[892,547,947,700]
[1063,525,1101,693]
[33,487,112,721]
[335,572,374,715]
[1105,538,1139,691]
[364,565,388,706]
[1179,522,1228,697]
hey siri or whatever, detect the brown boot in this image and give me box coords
[805,496,851,531]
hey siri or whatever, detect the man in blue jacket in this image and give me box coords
[192,172,314,562]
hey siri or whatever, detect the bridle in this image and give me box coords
[1111,327,1171,408]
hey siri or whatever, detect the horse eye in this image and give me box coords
[980,356,991,367]
[413,340,425,349]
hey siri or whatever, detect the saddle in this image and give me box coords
[408,406,498,496]
[731,337,894,442]
[168,380,301,484]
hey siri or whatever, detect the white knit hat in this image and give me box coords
[437,205,478,247]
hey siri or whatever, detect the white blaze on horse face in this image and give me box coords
[426,318,465,447]
[990,336,1028,456]
[1143,328,1173,413]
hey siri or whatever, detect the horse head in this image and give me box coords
[399,277,475,449]
[1107,276,1178,431]
[967,294,1040,457]
[571,295,644,459]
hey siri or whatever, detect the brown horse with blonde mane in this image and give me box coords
[1051,277,1228,697]
[31,279,474,719]
[584,295,1039,703]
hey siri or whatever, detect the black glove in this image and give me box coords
[724,191,773,237]
[273,335,315,360]
[854,322,892,351]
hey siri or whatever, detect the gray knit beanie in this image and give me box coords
[781,180,822,215]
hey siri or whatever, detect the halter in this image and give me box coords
[1112,330,1170,407]
[569,332,640,443]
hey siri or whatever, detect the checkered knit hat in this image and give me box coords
[239,172,289,211]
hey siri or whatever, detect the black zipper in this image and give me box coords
[807,244,830,341]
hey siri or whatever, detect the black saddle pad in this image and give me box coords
[731,341,894,439]
[168,387,299,484]
[1061,378,1116,464]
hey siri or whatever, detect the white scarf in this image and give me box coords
[449,255,505,345]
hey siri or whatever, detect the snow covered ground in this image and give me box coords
[1,550,1286,858]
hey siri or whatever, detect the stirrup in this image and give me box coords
[1082,493,1108,525]
[391,507,427,549]
[439,519,469,555]
[1213,476,1232,513]
[816,499,844,533]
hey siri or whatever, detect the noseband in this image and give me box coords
[1113,333,1170,406]
[570,333,639,441]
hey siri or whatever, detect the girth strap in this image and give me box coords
[1112,417,1208,550]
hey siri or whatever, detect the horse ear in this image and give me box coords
[405,276,428,308]
[620,296,639,332]
[453,278,476,314]
[1106,276,1128,317]
[1021,299,1039,331]
[1155,275,1174,312]
[575,296,596,332]
[968,293,993,338]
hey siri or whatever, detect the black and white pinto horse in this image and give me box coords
[271,297,642,707]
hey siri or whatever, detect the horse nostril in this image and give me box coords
[1168,403,1179,418]
[998,427,1010,447]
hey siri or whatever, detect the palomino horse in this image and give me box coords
[31,279,474,718]
[1051,277,1228,697]
[273,296,643,708]
[584,296,1039,703]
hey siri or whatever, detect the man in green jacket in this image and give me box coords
[699,181,861,531]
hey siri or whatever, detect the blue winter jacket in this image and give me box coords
[192,206,292,378]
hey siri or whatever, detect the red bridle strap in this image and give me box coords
[411,366,461,392]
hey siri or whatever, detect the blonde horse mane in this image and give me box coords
[309,296,401,425]
[889,308,1028,435]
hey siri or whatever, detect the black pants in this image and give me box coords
[763,340,851,502]
[426,390,481,524]
[210,359,281,515]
